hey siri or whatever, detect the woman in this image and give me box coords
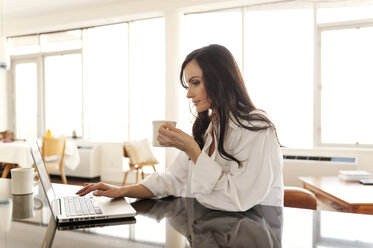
[77,44,283,211]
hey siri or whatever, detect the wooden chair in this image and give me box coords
[122,141,159,186]
[41,137,67,184]
[284,186,317,210]
[1,163,19,178]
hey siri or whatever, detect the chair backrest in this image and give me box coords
[123,140,158,166]
[42,137,66,157]
[284,186,317,210]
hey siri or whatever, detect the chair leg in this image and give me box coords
[60,166,68,184]
[152,165,156,172]
[2,164,12,178]
[2,163,18,178]
[141,169,145,180]
[136,169,139,184]
[122,171,130,186]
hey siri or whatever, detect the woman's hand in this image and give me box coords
[76,182,124,198]
[157,123,201,163]
[76,183,155,199]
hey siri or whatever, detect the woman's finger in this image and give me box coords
[75,184,92,194]
[76,182,105,196]
[157,134,173,146]
[165,123,179,132]
[158,126,172,136]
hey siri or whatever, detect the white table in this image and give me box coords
[0,140,80,175]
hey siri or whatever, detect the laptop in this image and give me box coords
[30,142,136,224]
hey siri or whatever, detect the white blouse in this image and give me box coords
[141,113,284,211]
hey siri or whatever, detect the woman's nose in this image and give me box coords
[186,89,193,99]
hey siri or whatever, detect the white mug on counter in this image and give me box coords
[152,120,177,147]
[11,168,39,195]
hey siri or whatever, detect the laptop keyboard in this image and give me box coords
[64,196,103,217]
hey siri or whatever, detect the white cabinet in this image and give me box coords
[50,146,100,179]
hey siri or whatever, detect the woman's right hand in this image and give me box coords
[158,123,201,163]
[76,182,125,198]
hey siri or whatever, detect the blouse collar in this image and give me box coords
[204,113,239,140]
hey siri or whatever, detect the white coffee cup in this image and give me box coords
[152,120,177,147]
[0,178,12,199]
[11,168,39,195]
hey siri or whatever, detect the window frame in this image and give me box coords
[315,19,373,148]
[10,49,83,138]
[10,57,42,138]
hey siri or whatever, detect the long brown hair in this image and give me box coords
[180,44,278,166]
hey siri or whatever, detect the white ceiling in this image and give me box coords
[2,0,281,36]
[2,0,373,36]
[2,0,130,19]
[3,0,373,20]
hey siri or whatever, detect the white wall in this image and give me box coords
[283,147,373,187]
[66,141,373,185]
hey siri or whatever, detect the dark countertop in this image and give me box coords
[1,183,373,248]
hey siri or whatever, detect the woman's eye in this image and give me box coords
[192,81,200,86]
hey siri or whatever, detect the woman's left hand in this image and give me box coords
[157,123,201,163]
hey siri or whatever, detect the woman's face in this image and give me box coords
[185,60,211,112]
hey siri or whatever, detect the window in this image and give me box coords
[244,8,314,148]
[319,26,373,145]
[44,53,82,137]
[316,3,373,146]
[182,9,242,135]
[10,33,83,139]
[317,4,373,23]
[10,2,373,149]
[183,10,242,69]
[40,30,82,52]
[85,24,129,141]
[128,18,166,169]
[9,35,40,55]
[183,6,314,148]
[10,17,165,149]
[128,18,165,141]
[14,62,38,139]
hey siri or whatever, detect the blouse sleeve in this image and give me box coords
[191,127,282,211]
[141,151,189,198]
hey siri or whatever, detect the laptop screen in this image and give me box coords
[30,141,58,218]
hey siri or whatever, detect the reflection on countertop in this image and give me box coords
[132,197,283,248]
[3,183,373,248]
[12,193,43,220]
